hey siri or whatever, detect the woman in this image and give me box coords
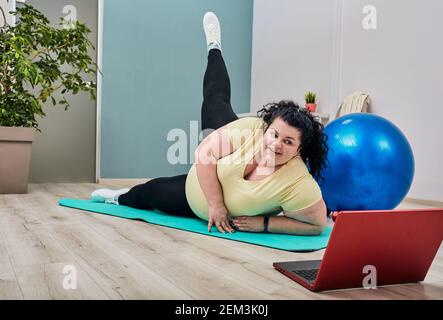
[91,12,329,235]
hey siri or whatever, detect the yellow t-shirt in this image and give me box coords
[185,117,322,221]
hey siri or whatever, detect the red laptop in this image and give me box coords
[273,208,443,292]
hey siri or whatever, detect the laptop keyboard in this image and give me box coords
[292,269,318,281]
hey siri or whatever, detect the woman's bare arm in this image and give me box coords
[195,127,235,233]
[232,199,327,235]
[276,199,327,235]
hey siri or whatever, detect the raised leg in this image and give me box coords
[201,49,238,132]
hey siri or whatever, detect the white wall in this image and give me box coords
[251,0,443,202]
[251,0,341,115]
[339,0,443,202]
[26,0,98,182]
[0,0,15,25]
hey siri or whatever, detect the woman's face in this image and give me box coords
[261,117,302,166]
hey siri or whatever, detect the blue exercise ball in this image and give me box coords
[318,113,414,211]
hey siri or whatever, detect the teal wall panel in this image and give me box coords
[101,0,253,178]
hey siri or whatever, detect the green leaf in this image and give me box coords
[0,3,98,131]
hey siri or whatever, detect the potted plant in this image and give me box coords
[305,91,317,112]
[0,3,97,194]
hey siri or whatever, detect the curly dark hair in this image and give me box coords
[256,100,329,183]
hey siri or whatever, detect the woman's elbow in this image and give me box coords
[305,212,327,235]
[311,204,328,235]
[310,223,326,236]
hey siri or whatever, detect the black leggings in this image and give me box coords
[118,49,238,217]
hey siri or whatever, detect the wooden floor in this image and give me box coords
[0,183,442,300]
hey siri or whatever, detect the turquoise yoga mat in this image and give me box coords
[59,199,332,252]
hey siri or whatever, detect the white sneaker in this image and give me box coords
[203,12,221,51]
[90,188,130,205]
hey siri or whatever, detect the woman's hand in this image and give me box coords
[208,203,235,234]
[231,216,265,233]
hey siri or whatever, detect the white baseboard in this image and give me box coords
[404,197,443,208]
[97,178,152,185]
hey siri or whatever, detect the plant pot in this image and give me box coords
[0,126,36,194]
[306,103,317,112]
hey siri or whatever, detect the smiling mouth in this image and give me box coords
[268,148,282,155]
